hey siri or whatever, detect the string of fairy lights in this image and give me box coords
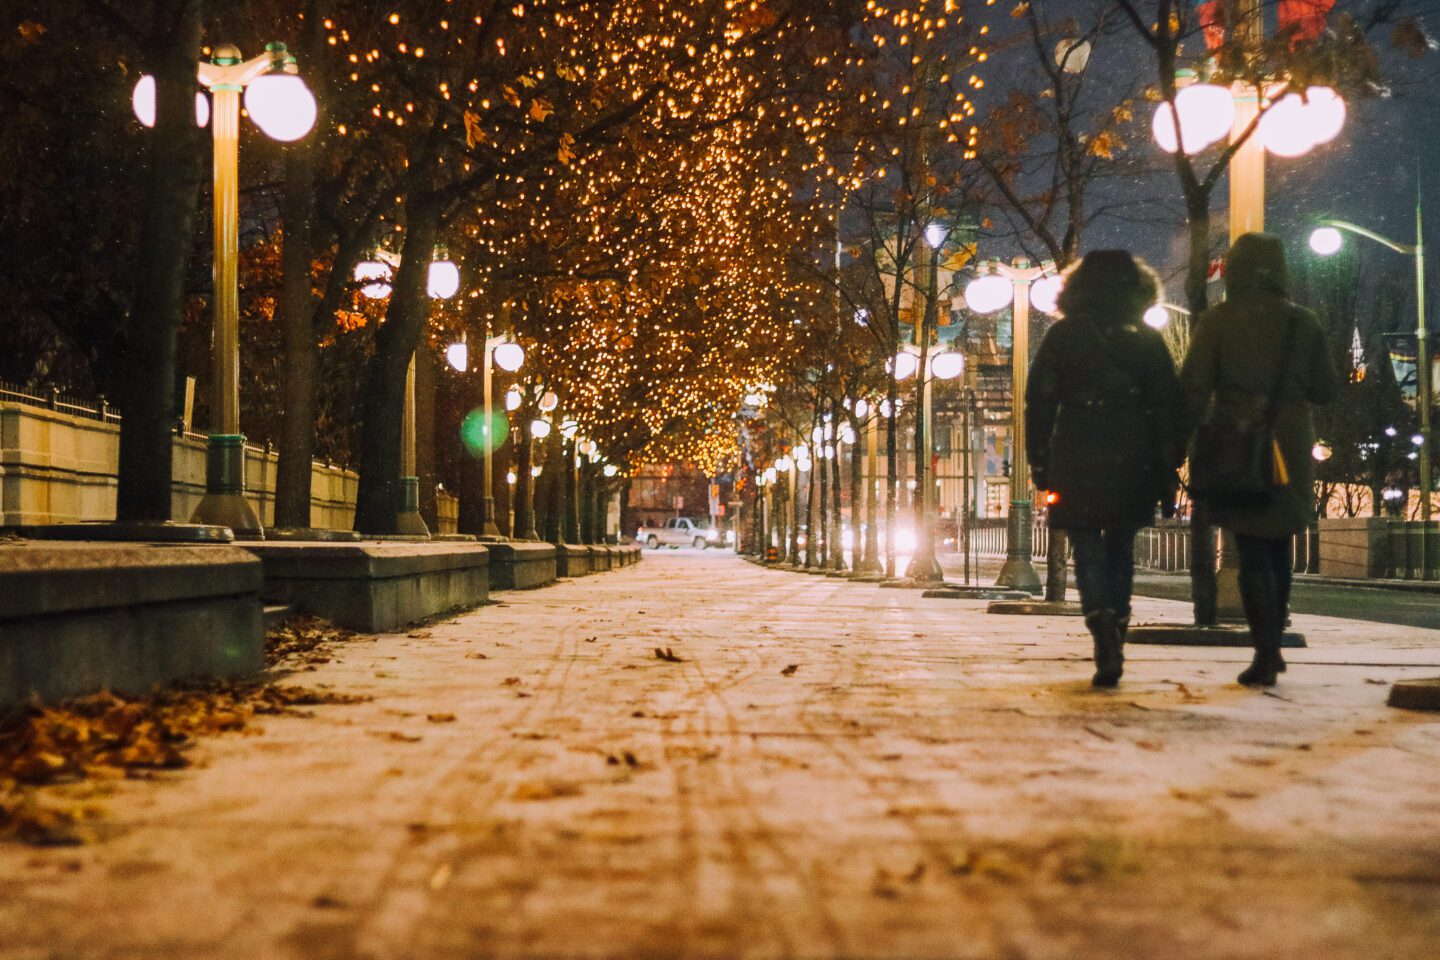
[310,0,987,478]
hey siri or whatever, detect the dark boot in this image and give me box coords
[1238,642,1282,687]
[1237,608,1283,687]
[1086,608,1123,688]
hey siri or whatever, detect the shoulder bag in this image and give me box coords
[1187,314,1296,509]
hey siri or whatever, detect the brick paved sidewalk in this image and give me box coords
[4,551,1439,959]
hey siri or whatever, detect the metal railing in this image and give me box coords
[971,515,1323,575]
[0,380,119,423]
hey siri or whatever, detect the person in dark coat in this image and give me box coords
[1181,233,1340,687]
[1027,250,1186,687]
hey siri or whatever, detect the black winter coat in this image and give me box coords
[1026,314,1186,530]
[1180,235,1341,537]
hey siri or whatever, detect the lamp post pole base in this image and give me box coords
[904,549,944,584]
[481,495,503,539]
[395,476,431,538]
[995,498,1041,592]
[189,434,264,539]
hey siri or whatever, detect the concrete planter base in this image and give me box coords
[1127,624,1307,648]
[241,541,489,633]
[1,542,264,708]
[924,587,1031,601]
[987,600,1086,616]
[1387,678,1440,711]
[555,544,595,578]
[487,542,558,590]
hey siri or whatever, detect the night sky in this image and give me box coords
[972,0,1440,305]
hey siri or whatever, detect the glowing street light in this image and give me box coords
[1309,227,1344,256]
[448,313,525,537]
[445,335,469,373]
[134,43,315,536]
[1152,82,1235,154]
[1310,201,1431,556]
[1028,275,1063,316]
[892,351,919,380]
[931,351,965,381]
[964,257,1058,592]
[493,341,525,372]
[426,258,461,299]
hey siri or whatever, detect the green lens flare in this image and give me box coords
[461,407,509,458]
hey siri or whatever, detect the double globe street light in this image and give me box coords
[1150,70,1346,242]
[355,248,463,536]
[894,222,971,583]
[134,44,317,537]
[964,258,1061,593]
[446,329,525,538]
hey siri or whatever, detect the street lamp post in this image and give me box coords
[361,249,461,537]
[965,258,1059,593]
[789,448,811,564]
[857,401,883,575]
[1312,200,1430,570]
[446,326,525,539]
[135,44,316,537]
[905,224,947,584]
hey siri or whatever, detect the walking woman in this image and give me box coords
[1027,250,1186,687]
[1182,233,1340,687]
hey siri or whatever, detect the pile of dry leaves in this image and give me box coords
[1,617,369,845]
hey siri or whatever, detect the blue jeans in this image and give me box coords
[1069,528,1138,618]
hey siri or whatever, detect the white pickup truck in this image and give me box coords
[636,517,722,550]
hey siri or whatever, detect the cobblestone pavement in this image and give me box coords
[4,551,1440,960]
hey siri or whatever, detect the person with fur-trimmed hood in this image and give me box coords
[1027,250,1187,687]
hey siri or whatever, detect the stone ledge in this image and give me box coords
[0,541,261,620]
[555,543,594,578]
[487,541,558,591]
[0,542,264,708]
[239,541,490,633]
[242,541,488,579]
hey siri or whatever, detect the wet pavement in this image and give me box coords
[4,550,1440,959]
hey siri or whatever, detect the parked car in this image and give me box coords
[636,517,722,549]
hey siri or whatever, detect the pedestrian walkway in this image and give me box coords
[5,551,1440,959]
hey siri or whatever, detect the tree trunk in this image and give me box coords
[830,400,845,570]
[275,135,318,530]
[352,196,441,534]
[416,347,438,530]
[514,437,534,539]
[806,409,819,566]
[849,412,864,571]
[116,6,209,523]
[885,375,899,577]
[563,439,580,544]
[543,426,564,545]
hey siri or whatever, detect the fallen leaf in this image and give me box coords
[511,780,583,801]
[377,731,422,743]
